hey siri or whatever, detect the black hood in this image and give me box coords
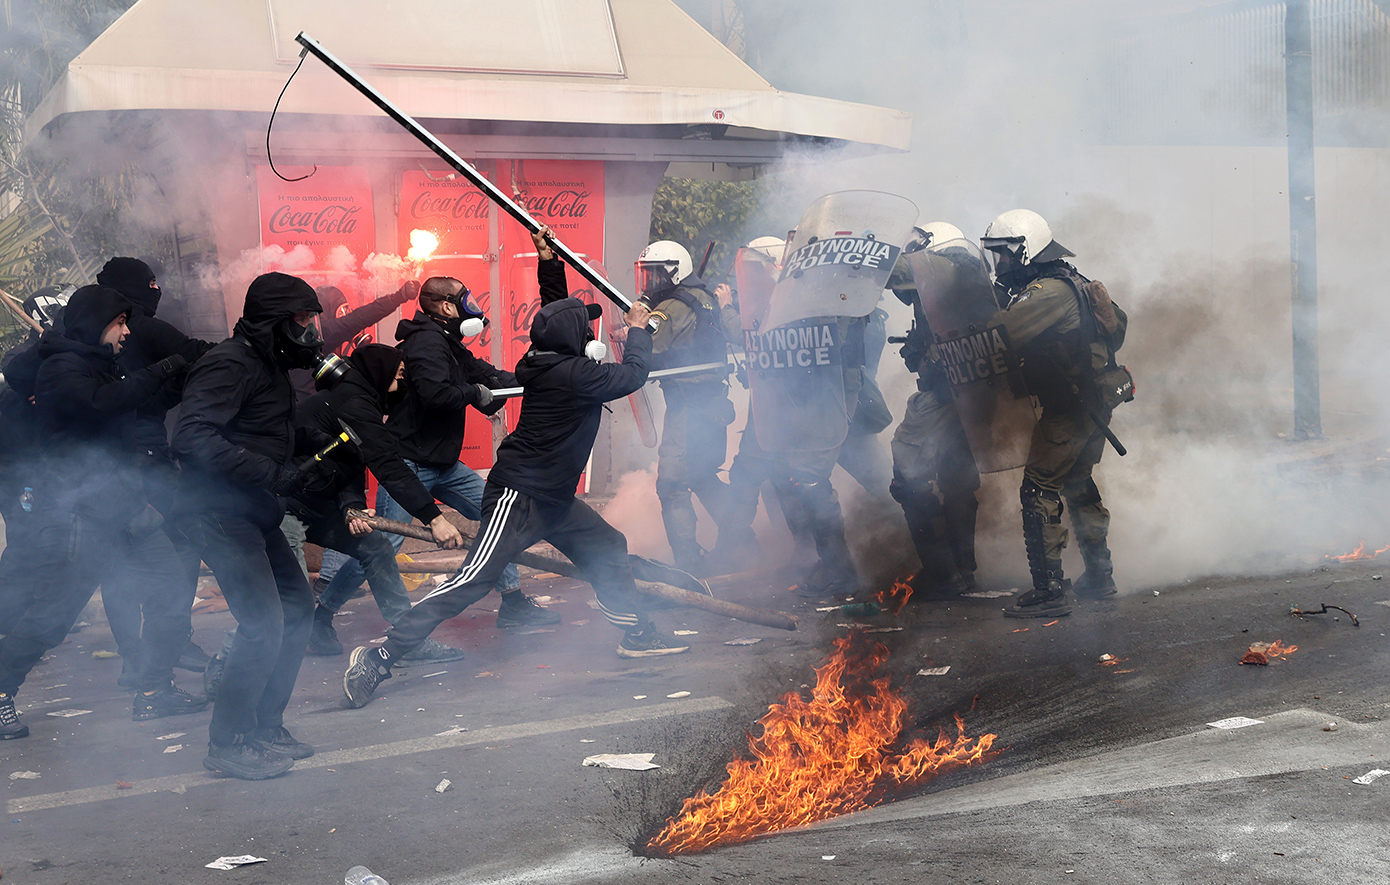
[234,272,321,354]
[528,297,594,357]
[349,343,404,403]
[316,285,348,317]
[61,285,132,350]
[97,257,159,317]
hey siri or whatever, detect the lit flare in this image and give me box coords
[407,229,440,262]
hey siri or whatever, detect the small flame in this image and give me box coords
[1326,541,1390,562]
[875,578,914,614]
[407,229,440,262]
[1240,639,1298,665]
[645,633,998,856]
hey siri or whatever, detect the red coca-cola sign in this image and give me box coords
[256,165,376,262]
[408,188,491,222]
[267,202,363,235]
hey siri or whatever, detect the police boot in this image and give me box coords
[661,497,711,576]
[1073,540,1116,600]
[790,476,858,600]
[1006,481,1072,619]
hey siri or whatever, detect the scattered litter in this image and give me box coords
[836,624,903,633]
[917,666,951,676]
[1323,721,1339,732]
[45,709,92,718]
[1290,603,1359,627]
[1099,654,1115,662]
[1377,601,1390,607]
[1043,620,1060,627]
[1240,640,1298,666]
[583,753,660,770]
[1374,575,1383,580]
[1010,628,1029,634]
[962,589,1015,599]
[434,726,469,736]
[586,599,601,610]
[532,596,552,604]
[672,630,699,636]
[205,855,267,871]
[724,637,762,646]
[822,855,836,861]
[666,691,691,699]
[8,771,39,780]
[169,784,186,795]
[91,650,119,659]
[1352,769,1390,786]
[475,671,495,678]
[420,671,448,679]
[156,732,185,741]
[115,781,133,789]
[580,739,596,743]
[1098,655,1130,667]
[417,708,425,712]
[570,619,590,626]
[162,744,184,754]
[1153,591,1160,596]
[837,602,880,616]
[434,779,453,793]
[516,629,556,635]
[632,695,647,700]
[536,664,550,669]
[1207,716,1264,730]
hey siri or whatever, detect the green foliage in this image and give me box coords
[649,178,761,281]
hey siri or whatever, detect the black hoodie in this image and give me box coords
[487,259,651,504]
[99,256,216,456]
[291,344,442,525]
[171,273,321,525]
[386,309,515,469]
[32,286,174,524]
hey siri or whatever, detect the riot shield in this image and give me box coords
[907,239,1038,473]
[761,190,920,331]
[734,246,777,333]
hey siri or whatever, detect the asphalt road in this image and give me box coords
[2,558,1387,884]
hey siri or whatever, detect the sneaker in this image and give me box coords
[343,646,391,708]
[396,637,466,666]
[203,738,293,780]
[496,595,562,629]
[176,640,211,672]
[203,653,225,701]
[251,724,314,760]
[0,692,29,740]
[1073,570,1117,600]
[133,683,209,721]
[617,625,690,659]
[307,618,344,656]
[1004,582,1073,619]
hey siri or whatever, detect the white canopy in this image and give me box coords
[27,0,910,156]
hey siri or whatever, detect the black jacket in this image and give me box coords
[291,344,442,526]
[171,273,321,526]
[488,259,650,504]
[386,311,515,469]
[289,283,414,401]
[33,288,173,525]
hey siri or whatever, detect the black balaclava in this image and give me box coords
[97,257,160,317]
[349,343,407,409]
[237,272,323,368]
[63,285,133,352]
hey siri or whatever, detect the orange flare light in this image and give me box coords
[407,229,440,262]
[1326,541,1390,562]
[875,578,914,614]
[645,634,998,856]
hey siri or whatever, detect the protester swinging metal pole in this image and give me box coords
[487,361,731,400]
[293,32,643,321]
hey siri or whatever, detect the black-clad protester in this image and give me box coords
[1,286,197,739]
[284,343,465,661]
[343,250,685,709]
[286,281,419,402]
[171,272,324,779]
[97,257,217,682]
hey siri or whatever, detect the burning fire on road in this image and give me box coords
[875,578,915,614]
[1325,541,1390,562]
[644,632,998,856]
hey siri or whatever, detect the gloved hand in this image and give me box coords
[473,383,495,408]
[392,280,421,305]
[153,354,190,379]
[272,456,333,497]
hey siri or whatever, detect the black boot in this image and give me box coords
[1008,481,1071,619]
[307,605,343,656]
[1073,540,1116,599]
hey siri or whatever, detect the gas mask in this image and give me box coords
[313,353,352,390]
[426,285,488,340]
[584,338,607,363]
[272,313,325,370]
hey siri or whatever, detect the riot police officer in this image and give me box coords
[637,240,742,575]
[981,210,1130,618]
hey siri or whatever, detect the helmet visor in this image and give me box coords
[635,262,677,299]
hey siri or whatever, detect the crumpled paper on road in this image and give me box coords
[205,855,267,870]
[582,753,660,770]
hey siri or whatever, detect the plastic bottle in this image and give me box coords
[345,866,390,885]
[19,488,33,513]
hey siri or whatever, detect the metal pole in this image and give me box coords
[1286,0,1321,440]
[488,361,731,400]
[293,33,645,322]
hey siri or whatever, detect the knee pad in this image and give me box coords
[788,470,834,504]
[1020,478,1063,525]
[1064,477,1102,509]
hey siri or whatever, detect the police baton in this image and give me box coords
[293,33,653,330]
[486,360,732,400]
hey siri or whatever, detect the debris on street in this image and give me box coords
[962,589,1016,599]
[205,855,267,871]
[1289,602,1359,626]
[1240,640,1298,665]
[8,771,40,780]
[162,744,183,754]
[583,753,660,770]
[434,779,452,793]
[725,638,762,646]
[918,666,951,676]
[155,733,185,741]
[434,726,468,736]
[91,651,118,659]
[1207,717,1264,730]
[45,709,92,717]
[1351,769,1390,786]
[666,691,691,698]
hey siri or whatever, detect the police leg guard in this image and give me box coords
[1064,478,1115,599]
[1007,480,1071,619]
[656,479,708,575]
[786,472,857,599]
[890,475,963,597]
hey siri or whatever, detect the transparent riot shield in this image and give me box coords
[907,239,1038,473]
[747,316,849,452]
[761,190,920,331]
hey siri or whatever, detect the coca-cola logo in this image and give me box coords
[410,189,491,221]
[514,189,592,220]
[267,203,361,235]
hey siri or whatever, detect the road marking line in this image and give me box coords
[7,696,732,815]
